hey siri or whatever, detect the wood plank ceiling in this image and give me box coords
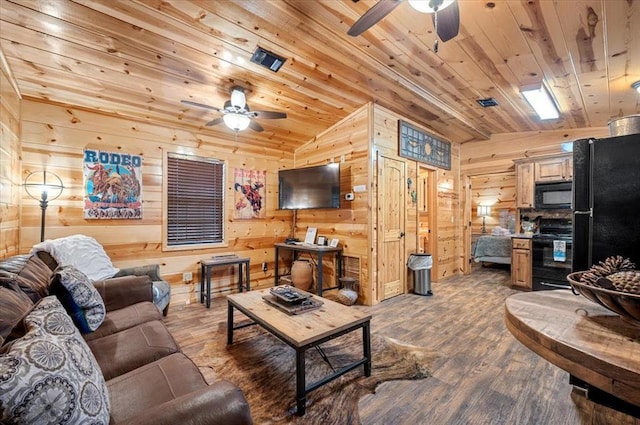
[1,0,638,151]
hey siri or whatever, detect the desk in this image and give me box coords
[200,256,250,308]
[505,291,640,410]
[274,243,342,297]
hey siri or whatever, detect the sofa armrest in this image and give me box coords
[119,381,253,425]
[114,264,162,282]
[93,275,153,311]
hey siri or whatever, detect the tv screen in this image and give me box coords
[278,164,340,210]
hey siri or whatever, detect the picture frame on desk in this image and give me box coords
[304,227,317,245]
[329,238,339,248]
[317,236,325,246]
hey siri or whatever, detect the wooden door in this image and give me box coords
[377,154,406,300]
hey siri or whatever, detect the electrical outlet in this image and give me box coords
[183,272,193,282]
[262,262,268,272]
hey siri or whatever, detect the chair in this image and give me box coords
[32,235,171,315]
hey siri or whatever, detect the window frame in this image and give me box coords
[162,151,227,251]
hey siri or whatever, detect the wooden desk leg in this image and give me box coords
[363,322,372,376]
[296,348,306,416]
[200,263,205,304]
[227,302,234,345]
[317,253,323,297]
[245,261,250,291]
[274,246,280,286]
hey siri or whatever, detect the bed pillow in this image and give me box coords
[0,296,110,424]
[0,283,34,345]
[50,266,106,333]
[31,235,119,281]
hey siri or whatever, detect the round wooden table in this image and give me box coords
[505,290,640,408]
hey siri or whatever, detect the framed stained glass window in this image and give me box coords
[398,120,451,170]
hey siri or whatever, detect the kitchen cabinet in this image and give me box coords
[511,238,532,290]
[515,162,534,208]
[534,156,573,182]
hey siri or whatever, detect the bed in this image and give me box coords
[472,235,512,265]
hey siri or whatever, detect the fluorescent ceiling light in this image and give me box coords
[521,85,560,120]
[408,0,455,13]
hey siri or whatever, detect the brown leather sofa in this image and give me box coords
[0,253,253,425]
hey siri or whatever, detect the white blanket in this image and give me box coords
[31,235,120,281]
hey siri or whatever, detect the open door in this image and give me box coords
[377,154,406,300]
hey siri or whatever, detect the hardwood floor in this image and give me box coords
[165,266,639,425]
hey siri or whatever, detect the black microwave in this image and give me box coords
[534,181,572,209]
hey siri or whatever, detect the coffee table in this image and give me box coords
[227,287,372,415]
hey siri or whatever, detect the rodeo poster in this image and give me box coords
[233,168,266,219]
[83,149,143,219]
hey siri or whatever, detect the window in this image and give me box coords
[166,152,225,247]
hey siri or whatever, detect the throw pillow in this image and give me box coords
[50,266,106,333]
[0,283,34,345]
[0,296,110,424]
[31,235,119,281]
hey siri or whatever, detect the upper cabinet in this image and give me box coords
[516,162,534,208]
[534,156,573,182]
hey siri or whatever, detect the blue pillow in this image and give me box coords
[50,266,105,333]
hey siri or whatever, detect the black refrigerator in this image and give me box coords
[572,134,640,272]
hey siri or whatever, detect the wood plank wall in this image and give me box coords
[18,99,294,306]
[293,104,372,303]
[470,172,516,235]
[0,50,21,258]
[372,105,462,284]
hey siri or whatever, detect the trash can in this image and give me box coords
[407,253,433,296]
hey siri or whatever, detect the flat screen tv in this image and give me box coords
[278,164,340,210]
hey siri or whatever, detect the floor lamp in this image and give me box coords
[24,171,64,242]
[477,205,491,234]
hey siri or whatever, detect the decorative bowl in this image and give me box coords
[567,271,640,326]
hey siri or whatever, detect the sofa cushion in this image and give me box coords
[106,353,207,424]
[0,296,110,424]
[0,283,34,345]
[50,265,106,333]
[0,254,52,302]
[84,302,162,342]
[87,320,179,380]
[32,234,120,281]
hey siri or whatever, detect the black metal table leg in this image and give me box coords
[296,348,306,416]
[317,253,323,297]
[206,265,212,308]
[227,302,234,345]
[200,263,205,304]
[274,246,280,286]
[363,322,371,376]
[245,261,250,290]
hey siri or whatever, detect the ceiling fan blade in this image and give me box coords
[205,117,225,127]
[433,0,459,42]
[181,100,221,111]
[253,110,287,119]
[348,0,404,37]
[248,120,264,132]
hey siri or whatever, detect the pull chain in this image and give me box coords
[433,8,439,53]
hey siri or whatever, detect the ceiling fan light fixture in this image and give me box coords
[223,113,251,131]
[521,84,560,120]
[632,80,640,93]
[408,0,454,13]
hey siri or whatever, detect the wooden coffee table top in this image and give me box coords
[227,287,371,348]
[505,290,640,406]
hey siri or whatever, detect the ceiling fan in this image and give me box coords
[348,0,460,52]
[181,86,287,132]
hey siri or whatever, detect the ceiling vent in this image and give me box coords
[250,47,286,72]
[477,98,499,107]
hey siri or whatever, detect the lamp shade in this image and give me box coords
[223,113,251,131]
[477,205,491,217]
[23,171,64,202]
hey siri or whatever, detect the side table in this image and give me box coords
[200,256,250,308]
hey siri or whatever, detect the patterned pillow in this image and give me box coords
[0,296,110,424]
[50,266,106,333]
